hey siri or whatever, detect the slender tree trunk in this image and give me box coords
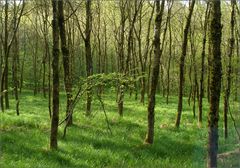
[20,25,26,94]
[85,0,93,116]
[96,0,103,94]
[103,19,108,74]
[41,0,52,119]
[166,3,173,104]
[41,5,48,98]
[117,0,127,117]
[198,3,209,126]
[235,28,240,102]
[145,0,165,144]
[42,59,46,97]
[50,0,60,149]
[223,0,235,139]
[142,4,154,103]
[175,0,195,128]
[0,40,2,112]
[58,0,73,125]
[147,45,153,96]
[4,0,9,109]
[42,9,48,98]
[48,38,52,119]
[188,60,193,107]
[207,0,222,167]
[190,30,197,118]
[1,0,24,110]
[0,28,3,112]
[33,16,39,96]
[12,0,19,115]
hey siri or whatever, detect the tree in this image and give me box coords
[50,0,60,149]
[58,0,73,125]
[223,0,236,139]
[12,0,20,115]
[85,0,93,116]
[3,0,9,110]
[0,1,3,112]
[117,0,127,117]
[144,0,165,144]
[198,2,210,126]
[1,0,24,111]
[207,0,222,167]
[175,0,195,128]
[39,0,51,118]
[166,0,174,105]
[137,2,155,104]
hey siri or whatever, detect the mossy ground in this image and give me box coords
[0,90,239,168]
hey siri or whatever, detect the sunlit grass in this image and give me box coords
[0,90,239,168]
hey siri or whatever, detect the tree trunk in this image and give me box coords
[175,0,195,128]
[223,0,235,139]
[12,0,20,115]
[58,0,73,126]
[141,4,154,104]
[0,19,3,112]
[166,2,173,104]
[198,3,209,126]
[4,0,9,109]
[145,0,165,144]
[85,0,93,116]
[117,0,127,117]
[33,15,39,96]
[50,0,60,150]
[20,26,26,94]
[207,0,222,167]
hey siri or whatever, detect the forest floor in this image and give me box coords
[0,90,239,168]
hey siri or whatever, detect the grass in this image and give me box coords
[0,90,239,168]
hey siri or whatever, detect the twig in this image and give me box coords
[59,86,83,126]
[61,87,84,139]
[229,102,240,142]
[97,94,112,135]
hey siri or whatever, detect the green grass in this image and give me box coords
[0,90,239,168]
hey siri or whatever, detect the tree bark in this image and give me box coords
[117,0,127,117]
[166,1,173,104]
[12,0,20,115]
[85,0,93,116]
[145,0,165,144]
[50,0,60,150]
[175,0,195,128]
[198,3,209,126]
[58,0,73,126]
[223,0,236,139]
[207,0,222,167]
[3,0,9,109]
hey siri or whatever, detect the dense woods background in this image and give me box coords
[0,0,240,168]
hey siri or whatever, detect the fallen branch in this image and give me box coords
[218,148,240,159]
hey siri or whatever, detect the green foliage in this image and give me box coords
[78,73,141,91]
